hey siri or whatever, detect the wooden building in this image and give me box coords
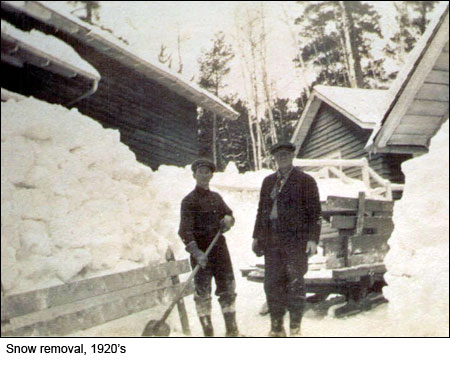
[366,6,449,155]
[291,4,449,188]
[1,1,238,170]
[290,86,409,185]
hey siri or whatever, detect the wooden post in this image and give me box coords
[361,159,370,191]
[165,247,191,336]
[385,181,393,201]
[1,282,9,324]
[356,192,366,236]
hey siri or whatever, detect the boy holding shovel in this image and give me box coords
[178,159,239,337]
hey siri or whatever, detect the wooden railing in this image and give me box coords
[293,158,404,200]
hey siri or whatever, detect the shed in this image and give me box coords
[290,85,409,185]
[1,1,238,170]
[366,5,449,155]
[291,3,449,186]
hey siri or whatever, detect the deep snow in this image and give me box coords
[1,96,448,337]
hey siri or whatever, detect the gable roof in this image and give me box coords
[1,1,239,120]
[291,85,388,152]
[366,3,449,154]
[292,3,449,156]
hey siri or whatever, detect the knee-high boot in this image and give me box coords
[223,312,239,337]
[199,315,214,337]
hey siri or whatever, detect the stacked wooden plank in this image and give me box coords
[1,259,193,337]
[322,193,394,269]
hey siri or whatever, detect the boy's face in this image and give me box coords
[194,166,213,185]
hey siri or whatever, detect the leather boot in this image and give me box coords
[199,315,214,337]
[223,312,239,337]
[269,315,286,337]
[290,311,302,337]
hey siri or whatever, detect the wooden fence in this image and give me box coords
[1,250,193,337]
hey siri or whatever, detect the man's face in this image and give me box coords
[273,150,295,170]
[194,166,213,185]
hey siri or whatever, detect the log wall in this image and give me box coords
[2,11,200,171]
[297,103,411,186]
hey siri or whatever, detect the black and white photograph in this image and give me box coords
[0,0,448,346]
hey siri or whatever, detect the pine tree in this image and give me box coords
[384,1,440,65]
[197,32,235,168]
[197,32,234,97]
[294,1,384,88]
[218,99,254,172]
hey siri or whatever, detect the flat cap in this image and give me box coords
[270,141,296,155]
[191,158,216,172]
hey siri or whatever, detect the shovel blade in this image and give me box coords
[142,320,171,337]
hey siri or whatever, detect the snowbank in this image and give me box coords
[1,94,408,300]
[1,97,177,294]
[383,120,449,336]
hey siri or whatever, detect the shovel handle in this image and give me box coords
[158,230,222,324]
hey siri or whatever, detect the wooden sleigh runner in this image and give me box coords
[241,192,394,317]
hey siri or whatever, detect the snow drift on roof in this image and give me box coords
[3,1,238,119]
[314,85,389,127]
[1,19,100,79]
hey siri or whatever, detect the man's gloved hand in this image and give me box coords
[186,241,207,268]
[220,215,234,233]
[252,239,264,257]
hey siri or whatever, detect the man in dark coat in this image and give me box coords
[178,159,239,337]
[252,142,321,337]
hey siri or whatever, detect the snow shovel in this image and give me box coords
[142,230,222,337]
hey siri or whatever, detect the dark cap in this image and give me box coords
[270,141,296,155]
[191,158,216,172]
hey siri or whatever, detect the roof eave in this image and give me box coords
[372,6,449,150]
[2,1,239,120]
[1,32,100,82]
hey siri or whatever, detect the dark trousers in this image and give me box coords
[264,233,308,319]
[191,244,236,317]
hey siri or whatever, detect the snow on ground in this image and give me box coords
[1,20,100,79]
[383,120,449,337]
[2,95,448,336]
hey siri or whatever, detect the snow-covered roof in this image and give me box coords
[292,3,449,156]
[1,19,100,80]
[366,3,449,153]
[291,85,389,152]
[314,86,389,128]
[1,1,239,120]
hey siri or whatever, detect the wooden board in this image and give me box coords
[349,234,391,254]
[397,115,444,135]
[2,260,191,321]
[415,83,449,102]
[330,216,394,234]
[424,70,449,85]
[332,263,386,280]
[434,52,449,72]
[2,281,194,337]
[406,99,449,117]
[324,196,394,213]
[389,134,430,147]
